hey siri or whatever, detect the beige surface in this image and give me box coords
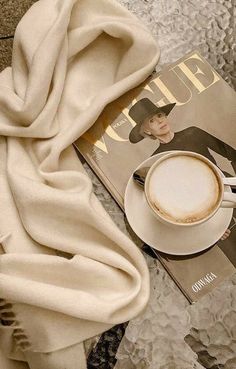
[0,38,13,71]
[0,0,37,37]
[0,1,159,369]
[0,0,37,71]
[1,1,235,369]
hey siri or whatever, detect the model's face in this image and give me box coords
[144,112,170,136]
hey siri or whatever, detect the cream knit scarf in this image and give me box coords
[0,0,159,368]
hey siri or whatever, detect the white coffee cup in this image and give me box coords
[144,151,236,227]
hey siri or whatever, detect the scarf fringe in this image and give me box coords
[0,299,31,351]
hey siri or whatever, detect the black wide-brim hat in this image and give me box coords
[129,98,176,143]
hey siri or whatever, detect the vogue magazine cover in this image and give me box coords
[75,51,236,302]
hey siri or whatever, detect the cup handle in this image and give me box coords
[222,192,236,208]
[222,177,236,187]
[222,177,236,208]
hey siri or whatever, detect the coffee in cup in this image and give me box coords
[144,151,236,227]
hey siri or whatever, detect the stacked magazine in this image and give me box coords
[74,51,236,303]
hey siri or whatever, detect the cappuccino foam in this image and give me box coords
[148,155,221,223]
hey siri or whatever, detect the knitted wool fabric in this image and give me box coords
[0,0,159,368]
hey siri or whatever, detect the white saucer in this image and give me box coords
[124,152,233,255]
